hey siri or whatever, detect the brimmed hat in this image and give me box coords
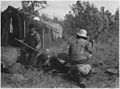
[76,29,87,38]
[34,17,40,21]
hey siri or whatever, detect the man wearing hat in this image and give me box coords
[68,29,94,79]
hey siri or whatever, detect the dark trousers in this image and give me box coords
[21,48,36,68]
[27,50,37,66]
[70,59,88,65]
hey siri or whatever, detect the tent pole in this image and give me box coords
[43,27,44,49]
[2,29,5,40]
[49,29,51,48]
[5,31,8,46]
[18,14,21,39]
[24,20,26,38]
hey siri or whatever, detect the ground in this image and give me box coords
[1,33,119,88]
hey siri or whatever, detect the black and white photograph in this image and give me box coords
[1,0,119,88]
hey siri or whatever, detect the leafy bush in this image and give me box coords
[63,1,119,41]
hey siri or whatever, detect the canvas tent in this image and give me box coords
[1,6,63,49]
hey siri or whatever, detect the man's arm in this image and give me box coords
[35,32,41,50]
[86,40,94,54]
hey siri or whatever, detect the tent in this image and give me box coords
[1,6,63,49]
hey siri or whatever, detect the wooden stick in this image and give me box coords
[15,38,38,52]
[18,14,22,39]
[24,20,26,38]
[49,29,51,47]
[43,28,44,49]
[5,32,8,46]
[2,29,5,40]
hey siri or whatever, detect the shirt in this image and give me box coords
[25,31,41,49]
[68,38,93,62]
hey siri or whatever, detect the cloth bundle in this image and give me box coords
[76,64,92,75]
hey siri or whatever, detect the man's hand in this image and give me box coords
[36,45,41,51]
[36,42,41,51]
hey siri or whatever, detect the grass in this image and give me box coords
[1,31,119,88]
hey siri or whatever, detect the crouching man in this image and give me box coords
[68,29,94,83]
